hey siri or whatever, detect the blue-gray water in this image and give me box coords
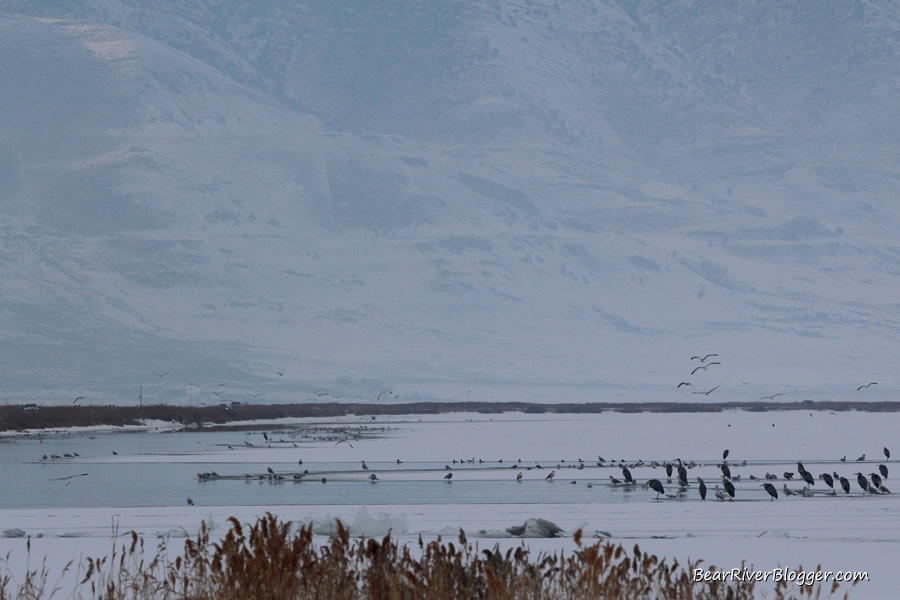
[2,429,877,510]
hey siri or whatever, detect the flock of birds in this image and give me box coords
[676,352,879,400]
[635,446,893,502]
[179,426,897,505]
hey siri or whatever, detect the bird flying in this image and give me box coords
[691,354,719,362]
[857,382,877,391]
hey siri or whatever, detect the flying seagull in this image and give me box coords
[73,396,85,404]
[759,393,784,400]
[677,382,693,388]
[692,385,720,396]
[49,473,89,482]
[691,354,719,362]
[690,362,721,375]
[857,382,877,391]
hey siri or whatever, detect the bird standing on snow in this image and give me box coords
[545,470,556,481]
[762,483,778,500]
[444,472,453,481]
[187,497,194,506]
[516,472,523,482]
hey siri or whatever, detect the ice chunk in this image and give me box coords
[2,528,26,538]
[505,518,566,538]
[349,505,408,537]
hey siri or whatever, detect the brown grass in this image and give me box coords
[1,514,855,599]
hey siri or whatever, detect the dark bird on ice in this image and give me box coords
[267,467,275,474]
[609,476,622,485]
[691,354,718,362]
[857,382,877,391]
[516,472,523,482]
[692,385,720,396]
[839,476,851,495]
[884,447,891,459]
[819,473,835,491]
[647,478,665,499]
[856,473,869,493]
[369,473,378,482]
[622,467,633,484]
[444,472,453,481]
[783,472,794,480]
[698,478,707,501]
[856,454,866,462]
[762,483,778,500]
[720,463,732,479]
[723,478,736,498]
[545,470,556,480]
[665,463,673,479]
[187,497,194,506]
[870,472,883,489]
[799,470,815,487]
[361,461,369,470]
[722,449,730,460]
[879,464,888,479]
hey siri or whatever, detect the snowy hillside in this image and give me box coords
[1,1,899,406]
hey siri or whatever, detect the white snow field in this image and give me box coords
[2,410,896,598]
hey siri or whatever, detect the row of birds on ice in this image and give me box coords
[675,353,878,397]
[189,446,895,504]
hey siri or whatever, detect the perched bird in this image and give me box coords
[856,472,869,493]
[516,472,523,482]
[819,473,835,492]
[362,461,369,470]
[762,483,778,500]
[647,478,665,499]
[267,467,275,474]
[622,467,633,484]
[885,447,891,460]
[856,454,866,462]
[368,473,378,482]
[714,485,725,501]
[187,497,194,506]
[870,473,883,489]
[444,472,453,481]
[723,449,730,460]
[839,477,851,495]
[723,478,736,498]
[783,472,794,480]
[545,470,556,481]
[609,476,622,485]
[782,484,794,497]
[698,478,707,501]
[721,464,732,479]
[879,464,888,479]
[799,470,815,487]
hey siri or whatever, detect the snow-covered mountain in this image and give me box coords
[2,1,899,406]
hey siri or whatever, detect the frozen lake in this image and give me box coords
[2,410,897,597]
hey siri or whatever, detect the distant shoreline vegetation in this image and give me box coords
[2,401,900,433]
